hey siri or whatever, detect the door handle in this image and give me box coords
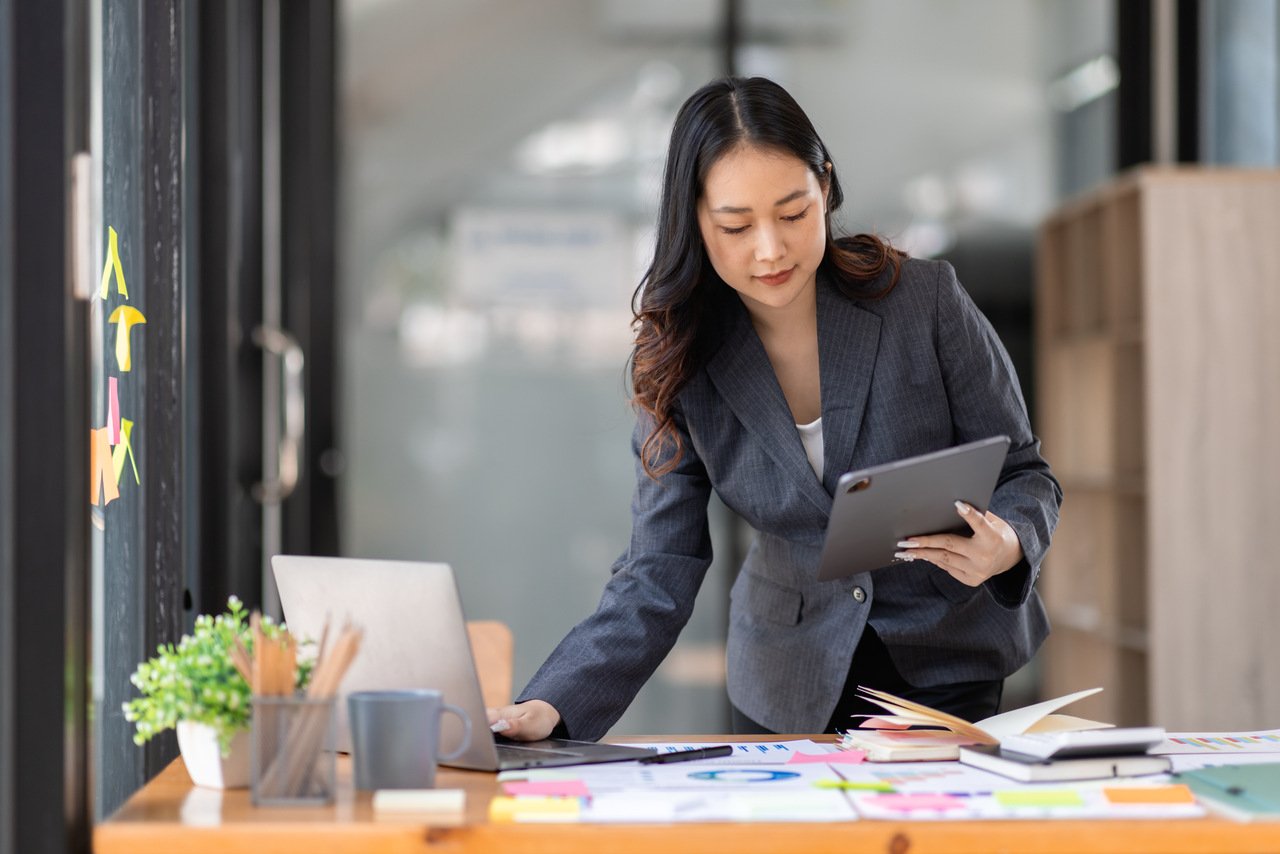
[70,152,93,302]
[252,326,305,503]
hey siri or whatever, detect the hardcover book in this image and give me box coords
[957,744,1171,783]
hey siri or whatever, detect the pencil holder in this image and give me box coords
[250,695,336,806]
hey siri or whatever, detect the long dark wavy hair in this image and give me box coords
[632,76,906,478]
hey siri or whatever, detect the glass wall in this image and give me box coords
[90,0,147,813]
[89,0,197,818]
[1202,0,1279,165]
[339,0,728,734]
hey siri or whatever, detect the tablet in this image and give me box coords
[815,435,1011,582]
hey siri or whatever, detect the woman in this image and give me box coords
[489,76,1060,740]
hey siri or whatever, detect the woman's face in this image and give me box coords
[696,144,829,319]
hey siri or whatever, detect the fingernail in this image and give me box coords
[894,552,916,561]
[955,500,969,514]
[896,540,920,549]
[490,719,511,733]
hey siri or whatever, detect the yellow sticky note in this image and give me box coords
[107,305,146,372]
[112,419,140,485]
[488,795,581,823]
[90,427,119,506]
[1104,785,1196,805]
[99,226,129,301]
[994,789,1085,807]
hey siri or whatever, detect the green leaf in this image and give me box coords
[122,597,312,757]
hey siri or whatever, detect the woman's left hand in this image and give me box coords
[894,501,1023,586]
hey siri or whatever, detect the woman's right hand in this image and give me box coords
[486,699,561,741]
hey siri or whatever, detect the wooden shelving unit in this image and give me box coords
[1035,167,1280,730]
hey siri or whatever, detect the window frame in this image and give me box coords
[2,0,92,850]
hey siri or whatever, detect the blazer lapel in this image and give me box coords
[706,296,833,516]
[817,277,882,495]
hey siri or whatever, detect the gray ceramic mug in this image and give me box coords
[347,689,472,790]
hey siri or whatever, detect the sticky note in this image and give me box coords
[1103,785,1196,805]
[107,306,146,372]
[860,718,911,730]
[787,750,866,765]
[99,226,129,301]
[814,780,894,792]
[90,427,119,506]
[107,377,121,444]
[502,780,590,798]
[862,793,965,812]
[112,419,139,486]
[995,789,1085,807]
[488,795,581,823]
[372,789,465,813]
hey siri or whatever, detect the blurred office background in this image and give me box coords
[337,0,1113,736]
[4,1,1280,850]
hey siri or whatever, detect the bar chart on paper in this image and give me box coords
[1157,731,1280,754]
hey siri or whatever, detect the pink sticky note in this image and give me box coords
[501,780,590,798]
[787,750,866,765]
[859,718,911,730]
[107,377,121,445]
[864,793,965,812]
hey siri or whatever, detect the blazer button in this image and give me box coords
[852,586,866,603]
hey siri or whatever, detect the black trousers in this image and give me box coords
[731,625,1003,735]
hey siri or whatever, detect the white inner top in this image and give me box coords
[795,416,824,482]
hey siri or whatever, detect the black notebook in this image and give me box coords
[958,743,1171,783]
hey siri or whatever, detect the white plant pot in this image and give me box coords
[177,720,250,790]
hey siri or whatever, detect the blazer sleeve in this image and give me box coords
[515,405,714,741]
[934,260,1063,608]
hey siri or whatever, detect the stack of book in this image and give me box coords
[959,727,1169,782]
[839,685,1110,761]
[837,686,1172,782]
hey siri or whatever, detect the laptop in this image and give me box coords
[271,555,651,770]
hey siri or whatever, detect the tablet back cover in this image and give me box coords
[816,435,1009,581]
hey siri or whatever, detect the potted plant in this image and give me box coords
[123,596,310,789]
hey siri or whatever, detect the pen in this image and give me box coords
[639,744,735,764]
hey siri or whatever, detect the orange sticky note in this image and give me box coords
[1104,785,1196,805]
[90,427,119,506]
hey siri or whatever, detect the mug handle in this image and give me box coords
[437,703,472,762]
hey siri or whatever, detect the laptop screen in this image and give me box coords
[272,555,501,769]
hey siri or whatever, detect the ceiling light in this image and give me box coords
[1047,55,1119,112]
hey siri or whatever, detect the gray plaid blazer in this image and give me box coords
[519,258,1059,738]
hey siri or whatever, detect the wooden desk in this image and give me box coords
[95,735,1280,854]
